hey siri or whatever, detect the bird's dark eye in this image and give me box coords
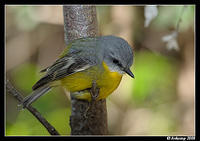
[113,59,119,64]
[113,58,123,68]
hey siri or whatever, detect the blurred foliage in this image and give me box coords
[11,63,40,94]
[6,108,71,135]
[152,6,194,31]
[131,51,180,134]
[132,51,178,106]
[7,63,71,135]
[9,6,39,31]
[6,5,194,136]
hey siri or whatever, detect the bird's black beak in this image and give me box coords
[125,68,134,78]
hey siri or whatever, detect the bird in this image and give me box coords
[22,35,134,108]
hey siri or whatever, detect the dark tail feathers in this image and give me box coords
[22,85,51,108]
[32,75,52,90]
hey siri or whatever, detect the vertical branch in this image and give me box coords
[63,5,98,43]
[63,5,108,135]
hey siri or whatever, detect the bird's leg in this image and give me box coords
[90,81,100,101]
[84,81,100,118]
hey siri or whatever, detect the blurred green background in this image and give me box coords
[5,5,195,136]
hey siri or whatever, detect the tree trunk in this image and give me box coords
[63,5,108,135]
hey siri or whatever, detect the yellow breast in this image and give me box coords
[96,62,122,100]
[58,62,122,101]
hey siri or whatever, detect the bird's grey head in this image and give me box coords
[100,35,134,78]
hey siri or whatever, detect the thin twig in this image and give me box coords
[6,80,60,135]
[176,6,187,33]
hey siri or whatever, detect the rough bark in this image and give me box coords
[63,5,108,135]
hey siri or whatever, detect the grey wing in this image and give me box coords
[32,54,95,90]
